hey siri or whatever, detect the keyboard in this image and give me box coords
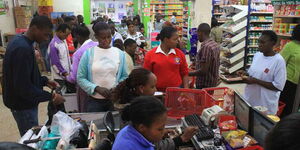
[184,114,215,141]
[201,146,218,150]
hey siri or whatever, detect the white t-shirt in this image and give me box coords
[92,46,120,99]
[125,52,134,74]
[244,52,287,115]
[126,32,145,46]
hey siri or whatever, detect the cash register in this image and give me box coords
[182,113,226,150]
[182,105,227,150]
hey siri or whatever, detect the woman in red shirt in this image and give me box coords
[144,27,189,92]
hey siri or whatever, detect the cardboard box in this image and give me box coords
[14,6,32,16]
[15,16,31,28]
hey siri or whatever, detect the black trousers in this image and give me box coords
[280,80,298,118]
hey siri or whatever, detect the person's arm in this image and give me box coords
[77,50,98,95]
[118,51,129,82]
[13,47,52,103]
[280,43,291,64]
[243,77,279,91]
[180,52,189,88]
[67,52,80,84]
[143,51,152,71]
[189,61,211,76]
[49,44,68,76]
[189,46,212,76]
[243,59,287,91]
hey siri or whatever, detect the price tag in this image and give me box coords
[286,0,295,5]
[272,0,283,6]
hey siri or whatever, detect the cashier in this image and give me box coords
[241,31,287,115]
[143,26,189,92]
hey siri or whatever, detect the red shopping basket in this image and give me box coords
[203,87,231,108]
[165,88,210,119]
[277,101,286,116]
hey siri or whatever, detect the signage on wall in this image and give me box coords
[0,0,9,15]
[107,3,115,13]
[144,7,150,16]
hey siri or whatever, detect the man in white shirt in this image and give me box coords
[241,31,287,115]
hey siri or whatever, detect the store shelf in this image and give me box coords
[154,8,183,10]
[250,20,273,23]
[276,33,292,37]
[220,60,244,74]
[221,50,245,64]
[214,12,225,15]
[222,40,246,53]
[274,15,300,18]
[251,12,273,15]
[222,19,248,34]
[251,1,272,4]
[249,28,272,31]
[248,45,259,48]
[151,3,183,5]
[224,30,247,44]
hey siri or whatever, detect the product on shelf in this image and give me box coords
[251,3,273,12]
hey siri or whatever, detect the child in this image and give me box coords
[125,20,146,48]
[112,96,167,150]
[77,22,128,112]
[108,21,123,46]
[48,24,72,93]
[112,69,198,150]
[123,39,138,73]
[113,68,157,105]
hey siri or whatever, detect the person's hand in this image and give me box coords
[236,70,246,77]
[47,80,60,89]
[163,129,176,138]
[62,72,69,77]
[52,93,65,105]
[95,86,111,99]
[242,76,256,84]
[181,126,199,143]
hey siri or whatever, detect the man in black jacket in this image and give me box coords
[2,16,65,136]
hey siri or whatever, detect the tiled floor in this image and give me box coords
[0,82,246,142]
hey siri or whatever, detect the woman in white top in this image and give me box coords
[77,22,128,112]
[125,20,146,48]
[240,31,286,115]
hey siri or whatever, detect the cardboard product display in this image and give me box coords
[14,7,32,28]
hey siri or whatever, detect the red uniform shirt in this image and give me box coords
[144,46,189,92]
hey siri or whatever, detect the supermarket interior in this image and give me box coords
[0,0,300,150]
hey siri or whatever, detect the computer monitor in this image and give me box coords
[250,108,276,145]
[234,91,252,132]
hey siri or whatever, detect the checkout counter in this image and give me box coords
[19,90,276,150]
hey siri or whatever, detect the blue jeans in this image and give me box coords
[11,107,38,136]
[87,97,113,112]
